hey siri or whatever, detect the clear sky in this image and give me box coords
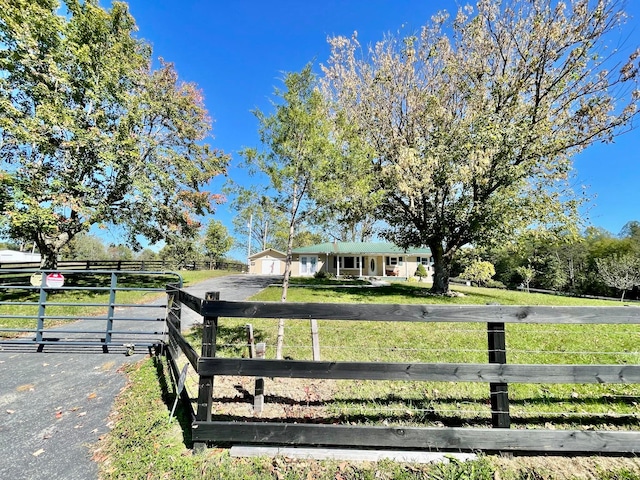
[115,0,640,257]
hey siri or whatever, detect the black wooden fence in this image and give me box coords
[165,288,640,453]
[0,259,245,272]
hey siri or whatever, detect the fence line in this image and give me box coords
[0,259,245,272]
[165,288,640,454]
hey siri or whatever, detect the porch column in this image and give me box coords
[382,257,386,277]
[337,256,340,277]
[359,256,363,277]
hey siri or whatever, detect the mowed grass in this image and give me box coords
[207,281,640,431]
[0,269,233,336]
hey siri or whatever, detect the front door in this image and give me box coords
[369,257,376,276]
[300,256,317,276]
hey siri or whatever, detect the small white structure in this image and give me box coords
[0,249,42,264]
[248,248,286,275]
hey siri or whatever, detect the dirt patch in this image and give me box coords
[493,454,640,479]
[211,375,338,421]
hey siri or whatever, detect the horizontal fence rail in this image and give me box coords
[0,259,245,272]
[165,290,640,454]
[202,301,640,324]
[0,269,182,351]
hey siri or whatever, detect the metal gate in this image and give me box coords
[0,269,182,352]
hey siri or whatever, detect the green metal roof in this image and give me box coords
[292,242,431,255]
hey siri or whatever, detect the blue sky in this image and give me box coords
[115,0,639,258]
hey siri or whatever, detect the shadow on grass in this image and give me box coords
[205,391,640,429]
[153,354,193,448]
[187,323,269,355]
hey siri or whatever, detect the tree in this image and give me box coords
[228,187,289,253]
[106,244,134,261]
[292,230,325,248]
[243,64,335,358]
[321,0,640,294]
[0,0,228,269]
[137,248,159,261]
[159,237,203,270]
[516,266,536,293]
[203,220,233,264]
[60,233,107,260]
[596,254,640,301]
[461,260,496,287]
[415,263,428,282]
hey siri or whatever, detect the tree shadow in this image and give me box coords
[153,354,193,448]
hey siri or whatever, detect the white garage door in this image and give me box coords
[261,259,281,274]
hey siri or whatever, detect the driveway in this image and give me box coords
[0,274,277,480]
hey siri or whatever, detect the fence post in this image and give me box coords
[35,274,48,350]
[104,272,117,352]
[310,319,320,361]
[254,342,266,414]
[245,324,256,358]
[195,291,219,450]
[488,322,510,428]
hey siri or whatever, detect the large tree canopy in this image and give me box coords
[321,0,639,293]
[0,0,227,268]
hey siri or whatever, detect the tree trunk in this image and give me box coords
[40,251,58,270]
[37,241,59,270]
[276,201,298,360]
[429,240,451,294]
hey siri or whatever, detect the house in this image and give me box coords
[249,242,434,279]
[291,242,433,279]
[248,242,433,279]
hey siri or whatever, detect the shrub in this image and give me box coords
[314,270,334,279]
[415,263,428,280]
[484,279,506,289]
[461,260,496,287]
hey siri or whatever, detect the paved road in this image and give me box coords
[0,274,277,480]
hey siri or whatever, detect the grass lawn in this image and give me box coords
[95,278,640,479]
[207,281,640,431]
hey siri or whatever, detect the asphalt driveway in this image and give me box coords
[0,274,278,480]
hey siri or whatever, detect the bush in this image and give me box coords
[484,279,506,289]
[415,263,428,279]
[461,260,496,287]
[314,270,334,279]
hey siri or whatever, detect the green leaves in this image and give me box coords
[0,0,228,267]
[321,0,639,293]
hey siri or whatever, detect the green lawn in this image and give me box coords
[254,280,626,305]
[205,281,640,431]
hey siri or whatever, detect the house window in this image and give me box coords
[333,256,361,269]
[417,256,430,266]
[386,256,403,266]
